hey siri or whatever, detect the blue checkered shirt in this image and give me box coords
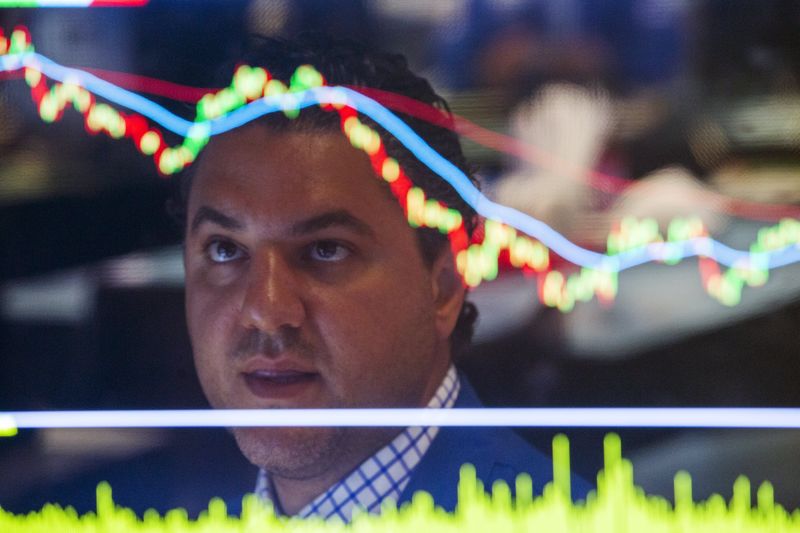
[254,365,460,522]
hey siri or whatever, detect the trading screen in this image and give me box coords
[1,1,799,531]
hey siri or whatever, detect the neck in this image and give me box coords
[270,426,400,515]
[270,358,453,515]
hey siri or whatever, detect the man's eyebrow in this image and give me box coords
[190,206,245,233]
[289,210,375,238]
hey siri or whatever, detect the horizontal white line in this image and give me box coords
[3,408,800,429]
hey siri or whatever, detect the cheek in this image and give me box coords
[186,267,242,331]
[185,279,242,373]
[312,270,437,394]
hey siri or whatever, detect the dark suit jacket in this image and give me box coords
[397,376,592,511]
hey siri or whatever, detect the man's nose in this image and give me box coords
[238,250,306,333]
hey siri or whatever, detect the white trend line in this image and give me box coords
[3,408,800,429]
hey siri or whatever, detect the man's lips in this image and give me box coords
[246,368,317,384]
[239,358,319,400]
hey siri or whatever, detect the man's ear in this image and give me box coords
[431,247,466,341]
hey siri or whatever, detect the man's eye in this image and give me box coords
[308,241,350,262]
[206,240,245,263]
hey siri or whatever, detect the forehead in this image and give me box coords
[188,125,403,230]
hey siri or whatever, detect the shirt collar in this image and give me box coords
[255,365,460,522]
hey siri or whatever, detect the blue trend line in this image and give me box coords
[7,52,197,134]
[3,52,800,273]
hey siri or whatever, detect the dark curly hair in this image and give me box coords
[173,34,480,358]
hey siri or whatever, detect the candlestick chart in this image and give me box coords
[2,26,799,311]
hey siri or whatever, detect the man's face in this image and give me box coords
[184,124,461,480]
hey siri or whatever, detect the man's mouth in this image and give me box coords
[241,369,319,400]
